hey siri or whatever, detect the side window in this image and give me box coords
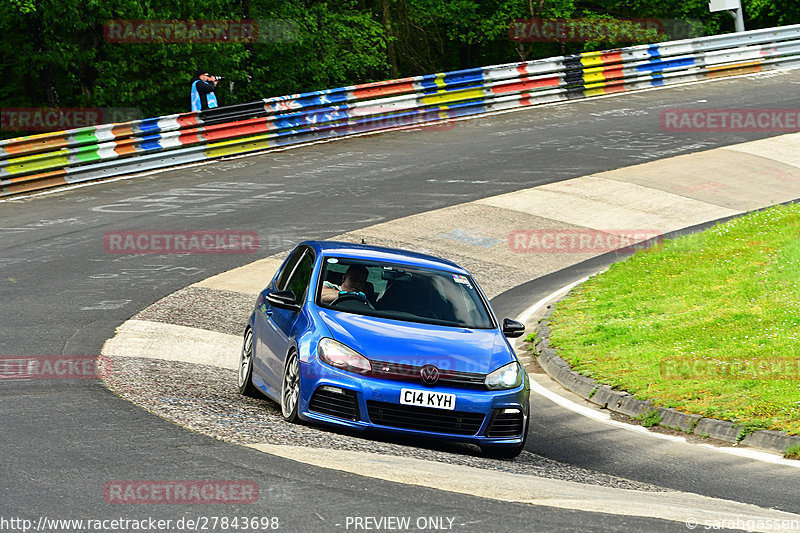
[285,252,315,303]
[276,248,305,290]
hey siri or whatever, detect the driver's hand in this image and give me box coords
[338,290,367,302]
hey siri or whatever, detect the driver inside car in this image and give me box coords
[321,264,370,304]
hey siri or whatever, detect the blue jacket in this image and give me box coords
[191,79,218,111]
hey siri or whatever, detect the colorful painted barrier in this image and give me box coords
[2,24,799,197]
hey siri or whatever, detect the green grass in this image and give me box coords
[636,409,662,428]
[549,203,800,435]
[786,443,800,459]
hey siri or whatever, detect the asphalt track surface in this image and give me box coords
[3,70,800,531]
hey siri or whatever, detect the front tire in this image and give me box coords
[238,329,260,397]
[280,350,300,422]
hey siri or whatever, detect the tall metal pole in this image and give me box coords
[709,1,746,33]
[733,7,746,32]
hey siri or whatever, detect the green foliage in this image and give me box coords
[636,409,662,428]
[786,443,800,459]
[1,0,798,135]
[735,421,769,442]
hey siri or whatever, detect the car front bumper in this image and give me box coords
[297,359,529,446]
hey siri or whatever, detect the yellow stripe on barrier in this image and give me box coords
[707,62,763,78]
[583,71,607,84]
[421,88,484,106]
[4,151,70,175]
[434,73,447,89]
[708,60,762,71]
[205,134,275,158]
[584,87,608,97]
[580,52,604,69]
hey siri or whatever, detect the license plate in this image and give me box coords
[399,388,456,410]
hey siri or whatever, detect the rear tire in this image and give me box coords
[280,351,301,423]
[237,329,260,397]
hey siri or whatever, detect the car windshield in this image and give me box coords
[317,257,494,329]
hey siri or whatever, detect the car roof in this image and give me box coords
[301,240,469,275]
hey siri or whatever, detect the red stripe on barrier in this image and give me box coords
[177,114,200,128]
[601,51,624,65]
[201,119,274,141]
[492,76,560,94]
[352,81,416,100]
[1,170,67,196]
[2,135,70,155]
[114,141,139,156]
[111,125,136,139]
[178,131,205,145]
[602,83,627,94]
[601,66,625,79]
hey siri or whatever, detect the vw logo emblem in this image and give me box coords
[420,364,439,385]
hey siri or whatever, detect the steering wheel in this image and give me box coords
[331,293,371,308]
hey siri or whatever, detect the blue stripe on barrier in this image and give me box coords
[272,108,351,130]
[443,68,485,86]
[295,89,350,108]
[138,136,163,151]
[434,99,487,112]
[417,74,441,90]
[647,45,661,58]
[638,57,696,72]
[138,119,162,134]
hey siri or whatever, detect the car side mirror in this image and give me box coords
[266,290,301,312]
[502,318,525,338]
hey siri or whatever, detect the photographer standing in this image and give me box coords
[191,69,221,111]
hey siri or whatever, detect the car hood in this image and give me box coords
[317,309,513,375]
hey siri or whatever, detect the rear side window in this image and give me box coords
[284,252,314,303]
[276,248,304,290]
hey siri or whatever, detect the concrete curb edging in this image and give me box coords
[532,309,800,457]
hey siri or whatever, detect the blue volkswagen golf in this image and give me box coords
[238,241,530,458]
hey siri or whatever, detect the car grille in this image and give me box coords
[366,400,485,435]
[309,386,360,421]
[369,360,486,389]
[486,408,525,438]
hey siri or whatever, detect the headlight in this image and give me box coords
[318,338,371,374]
[485,361,523,390]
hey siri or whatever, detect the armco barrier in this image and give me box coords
[2,24,799,197]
